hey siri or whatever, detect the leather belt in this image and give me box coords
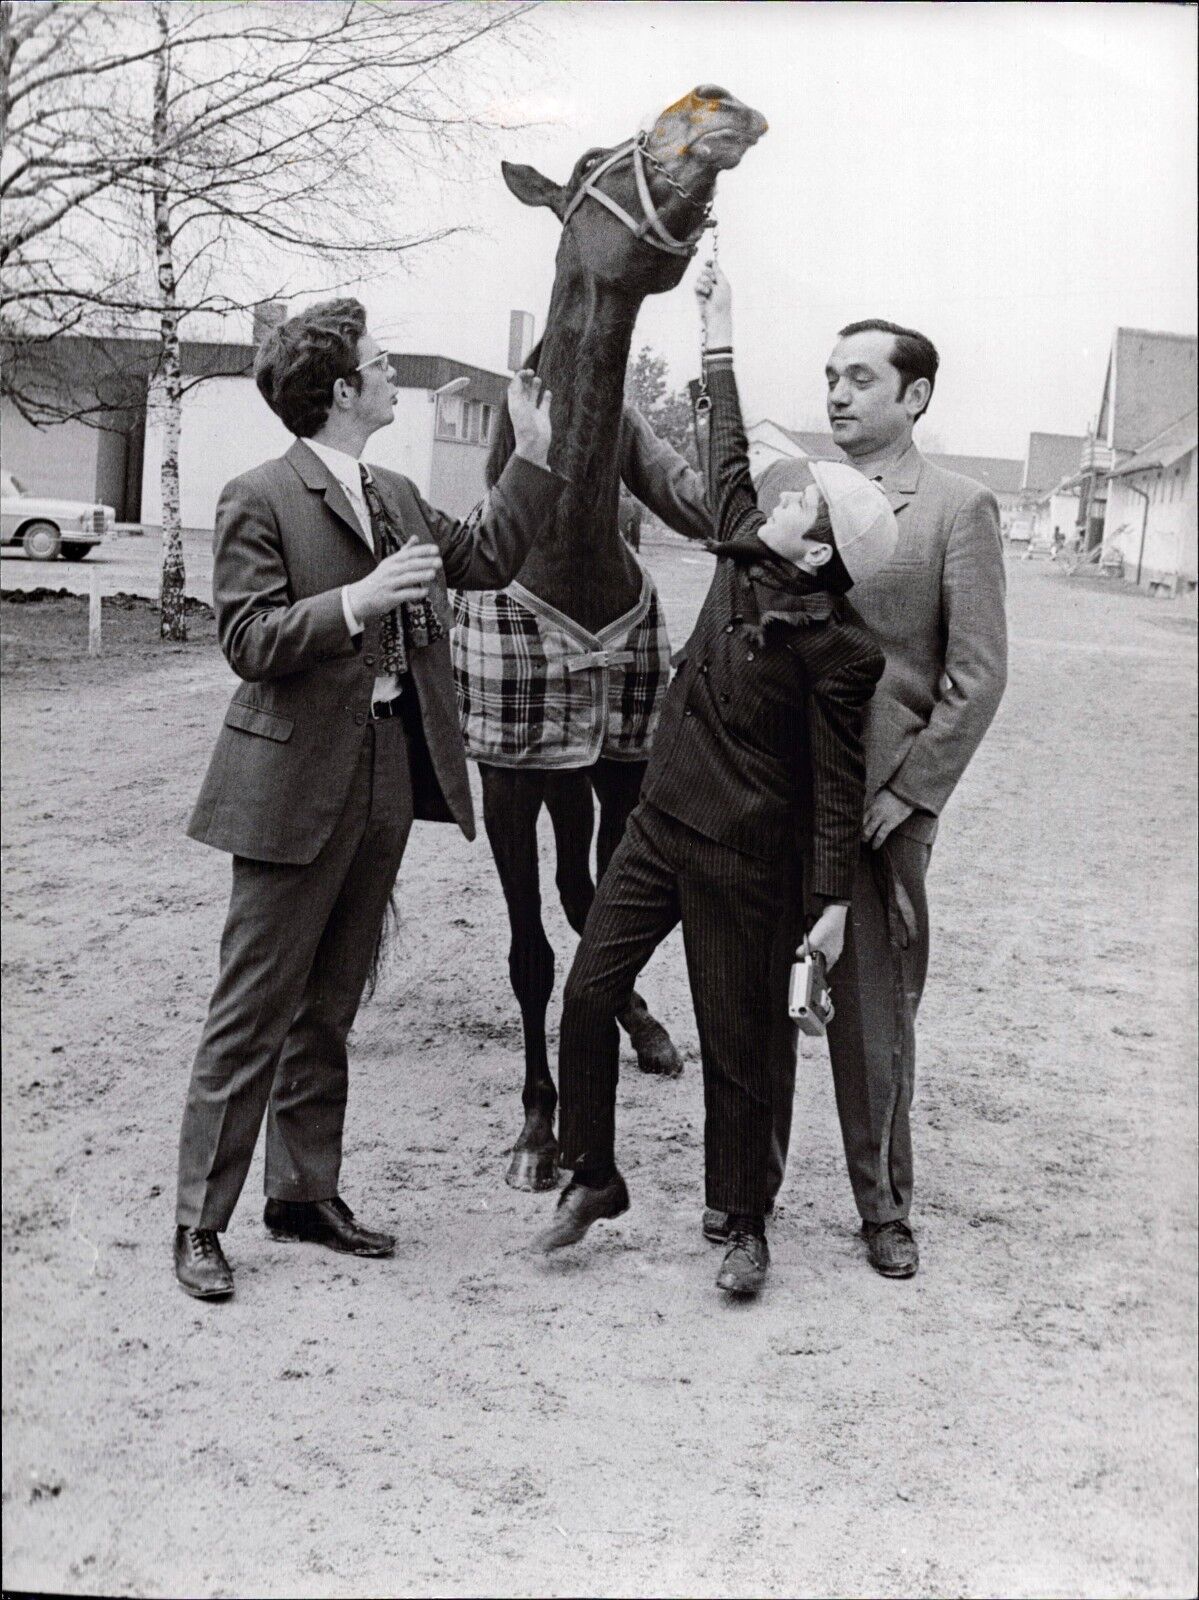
[371,696,404,720]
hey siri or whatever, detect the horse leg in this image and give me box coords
[543,767,598,937]
[479,764,561,1191]
[591,758,685,1078]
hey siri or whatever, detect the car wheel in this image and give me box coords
[22,521,62,561]
[60,541,93,561]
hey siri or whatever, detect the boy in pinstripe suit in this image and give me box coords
[533,264,898,1297]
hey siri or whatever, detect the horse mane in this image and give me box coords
[485,337,543,489]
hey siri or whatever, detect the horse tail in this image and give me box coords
[363,889,399,1003]
[485,337,543,489]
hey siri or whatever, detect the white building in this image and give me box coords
[2,336,508,530]
[1020,432,1087,548]
[1102,410,1197,591]
[1072,327,1198,574]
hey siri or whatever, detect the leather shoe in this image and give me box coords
[715,1230,770,1295]
[532,1172,630,1253]
[862,1219,919,1278]
[264,1196,395,1258]
[703,1201,773,1244]
[174,1226,233,1299]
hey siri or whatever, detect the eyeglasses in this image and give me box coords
[355,351,392,374]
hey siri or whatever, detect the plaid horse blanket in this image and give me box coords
[452,563,671,769]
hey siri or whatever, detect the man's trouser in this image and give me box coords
[176,719,413,1231]
[767,833,931,1223]
[558,803,793,1219]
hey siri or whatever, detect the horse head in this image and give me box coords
[502,86,767,294]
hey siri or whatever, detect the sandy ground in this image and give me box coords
[2,555,1196,1599]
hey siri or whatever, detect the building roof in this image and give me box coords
[1,332,509,409]
[751,421,1025,496]
[926,454,1024,493]
[1107,409,1198,478]
[1023,432,1086,493]
[779,426,844,460]
[1097,328,1198,455]
[389,355,508,405]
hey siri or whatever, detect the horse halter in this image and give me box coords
[559,132,714,258]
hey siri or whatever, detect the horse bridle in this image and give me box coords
[559,132,714,258]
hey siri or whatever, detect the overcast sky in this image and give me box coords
[338,2,1195,461]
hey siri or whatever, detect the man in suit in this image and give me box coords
[753,319,1008,1278]
[174,298,560,1299]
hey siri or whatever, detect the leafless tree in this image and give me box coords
[1,0,537,638]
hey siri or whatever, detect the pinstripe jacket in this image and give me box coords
[642,365,884,903]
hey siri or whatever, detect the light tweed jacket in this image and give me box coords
[760,443,1008,843]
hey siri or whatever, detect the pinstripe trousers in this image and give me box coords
[558,801,796,1216]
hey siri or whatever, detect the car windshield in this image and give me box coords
[1,471,28,496]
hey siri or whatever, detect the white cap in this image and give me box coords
[808,460,898,584]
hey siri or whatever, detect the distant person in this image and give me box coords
[172,298,559,1300]
[748,318,1008,1278]
[531,263,896,1298]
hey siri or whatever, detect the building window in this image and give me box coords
[436,394,493,445]
[436,394,463,440]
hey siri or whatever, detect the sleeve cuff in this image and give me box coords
[341,585,363,637]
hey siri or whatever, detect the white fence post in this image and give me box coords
[88,568,102,657]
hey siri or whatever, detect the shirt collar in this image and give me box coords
[302,437,366,499]
[877,442,923,496]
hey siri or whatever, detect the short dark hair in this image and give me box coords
[255,298,368,437]
[838,318,939,421]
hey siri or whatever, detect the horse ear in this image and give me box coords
[502,161,569,219]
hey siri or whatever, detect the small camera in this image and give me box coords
[788,946,835,1036]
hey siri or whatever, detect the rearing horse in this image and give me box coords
[453,89,767,1190]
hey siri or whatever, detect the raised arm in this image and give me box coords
[694,261,768,545]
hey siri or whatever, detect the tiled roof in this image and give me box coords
[1023,432,1087,493]
[1098,329,1198,454]
[752,423,1027,499]
[1107,409,1197,478]
[780,426,844,460]
[388,355,509,404]
[926,455,1024,493]
[5,334,509,399]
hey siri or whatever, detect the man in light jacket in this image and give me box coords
[748,318,1008,1279]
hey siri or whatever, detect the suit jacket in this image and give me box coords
[760,444,1007,843]
[187,439,563,864]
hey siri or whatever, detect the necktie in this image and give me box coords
[359,467,445,676]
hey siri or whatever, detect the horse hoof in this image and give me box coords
[634,1021,684,1078]
[505,1149,561,1192]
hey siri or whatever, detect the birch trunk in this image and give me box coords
[152,2,185,643]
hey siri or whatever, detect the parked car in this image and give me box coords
[0,470,114,560]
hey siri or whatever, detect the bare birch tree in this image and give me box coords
[1,0,536,638]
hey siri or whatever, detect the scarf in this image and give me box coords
[359,467,445,675]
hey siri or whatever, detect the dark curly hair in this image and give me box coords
[255,298,367,437]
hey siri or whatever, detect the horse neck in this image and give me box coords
[513,257,645,635]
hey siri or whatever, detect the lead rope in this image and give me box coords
[693,219,720,485]
[693,219,721,422]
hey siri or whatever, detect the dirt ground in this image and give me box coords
[2,555,1196,1599]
